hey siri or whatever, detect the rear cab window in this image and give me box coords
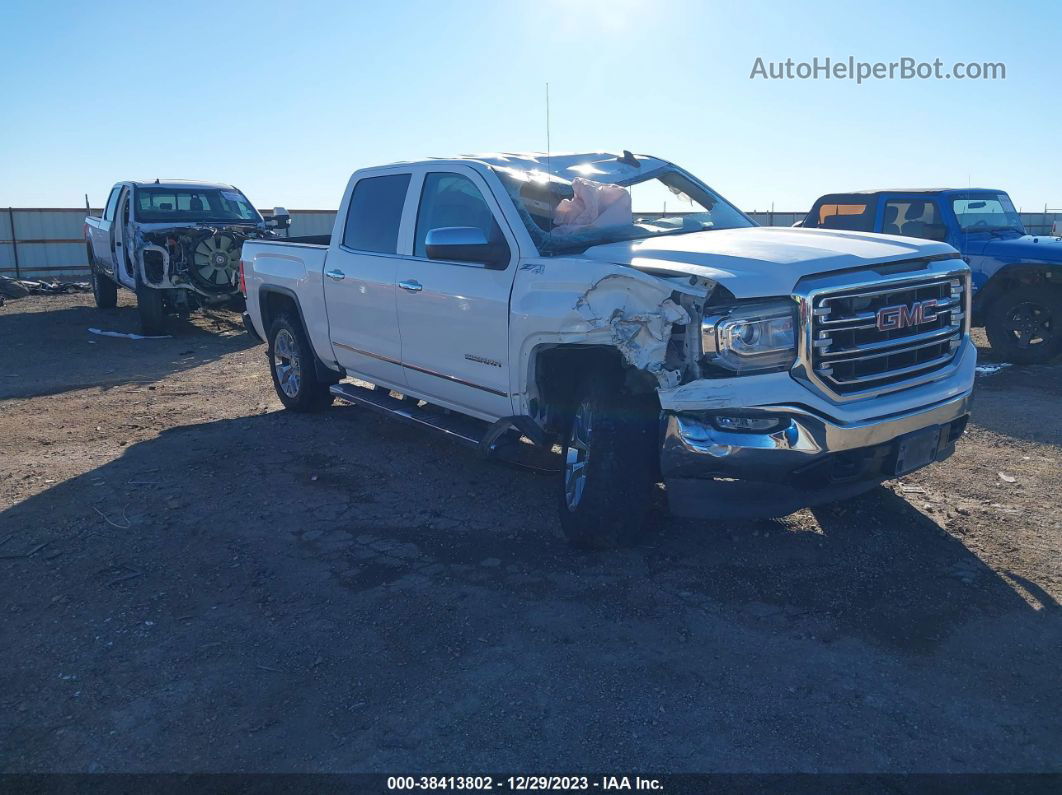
[812,201,875,232]
[343,174,412,254]
[883,199,947,241]
[103,187,121,221]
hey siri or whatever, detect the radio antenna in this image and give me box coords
[545,82,553,238]
[545,82,552,175]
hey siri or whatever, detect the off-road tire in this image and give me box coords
[267,313,334,411]
[88,248,118,309]
[134,272,166,335]
[557,369,658,549]
[985,285,1062,365]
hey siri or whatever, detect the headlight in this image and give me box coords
[702,299,797,372]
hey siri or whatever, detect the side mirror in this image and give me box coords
[425,227,508,268]
[267,207,291,229]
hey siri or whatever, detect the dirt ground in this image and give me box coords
[0,292,1059,774]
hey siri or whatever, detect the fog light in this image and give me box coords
[712,415,783,432]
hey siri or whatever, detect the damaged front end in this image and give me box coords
[135,226,268,303]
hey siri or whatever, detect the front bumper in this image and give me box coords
[661,388,972,520]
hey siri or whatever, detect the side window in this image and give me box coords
[885,200,946,241]
[342,173,411,254]
[414,173,505,259]
[816,202,874,232]
[103,188,121,221]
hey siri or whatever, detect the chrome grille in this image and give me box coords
[808,270,967,396]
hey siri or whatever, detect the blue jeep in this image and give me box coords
[801,189,1062,364]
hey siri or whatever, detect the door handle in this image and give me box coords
[325,269,345,281]
[399,279,423,293]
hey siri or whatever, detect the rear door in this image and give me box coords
[112,187,135,287]
[394,166,516,420]
[322,170,412,388]
[91,186,121,275]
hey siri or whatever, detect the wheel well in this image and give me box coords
[259,289,300,335]
[259,289,342,383]
[974,265,1061,324]
[531,345,658,435]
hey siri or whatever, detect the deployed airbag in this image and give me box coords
[552,178,632,235]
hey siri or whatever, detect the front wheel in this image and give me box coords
[985,285,1062,365]
[268,313,334,411]
[135,273,166,335]
[557,370,658,549]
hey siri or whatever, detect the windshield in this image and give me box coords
[952,194,1025,234]
[135,187,262,224]
[493,164,753,255]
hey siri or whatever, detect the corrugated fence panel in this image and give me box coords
[287,211,337,237]
[3,207,1058,280]
[1,208,100,279]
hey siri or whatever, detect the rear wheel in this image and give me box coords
[985,285,1062,364]
[268,313,334,411]
[557,370,658,549]
[134,271,166,335]
[89,248,118,310]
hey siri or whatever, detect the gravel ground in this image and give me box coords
[0,292,1059,773]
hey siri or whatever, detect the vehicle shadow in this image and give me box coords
[1,409,1058,771]
[637,486,1050,653]
[0,299,255,400]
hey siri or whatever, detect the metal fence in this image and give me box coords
[0,209,338,281]
[3,207,1060,281]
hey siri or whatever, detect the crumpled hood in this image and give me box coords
[578,227,958,298]
[980,234,1062,263]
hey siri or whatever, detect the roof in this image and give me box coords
[126,179,239,190]
[824,188,1004,197]
[442,152,671,182]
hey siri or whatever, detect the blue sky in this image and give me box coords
[1,0,1057,212]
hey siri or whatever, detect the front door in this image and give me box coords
[323,171,411,388]
[395,168,516,420]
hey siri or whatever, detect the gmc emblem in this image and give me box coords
[876,299,938,331]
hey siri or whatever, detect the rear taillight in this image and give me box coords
[238,260,247,295]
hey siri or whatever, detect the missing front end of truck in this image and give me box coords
[135,226,262,296]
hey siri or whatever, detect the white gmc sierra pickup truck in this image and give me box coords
[241,152,976,548]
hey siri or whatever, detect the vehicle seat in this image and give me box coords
[901,201,927,238]
[883,205,901,235]
[189,197,203,211]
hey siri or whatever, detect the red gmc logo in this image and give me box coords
[876,299,938,331]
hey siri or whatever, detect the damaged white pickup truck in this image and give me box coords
[242,152,976,548]
[85,180,289,333]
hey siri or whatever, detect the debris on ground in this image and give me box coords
[0,276,30,299]
[998,472,1017,483]
[88,328,172,341]
[976,363,1013,376]
[0,276,90,299]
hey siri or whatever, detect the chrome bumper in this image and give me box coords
[661,389,972,519]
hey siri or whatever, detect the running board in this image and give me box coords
[330,382,485,447]
[329,382,561,474]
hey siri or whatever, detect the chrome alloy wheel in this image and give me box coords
[564,400,593,511]
[273,328,301,399]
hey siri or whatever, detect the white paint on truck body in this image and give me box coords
[242,152,973,429]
